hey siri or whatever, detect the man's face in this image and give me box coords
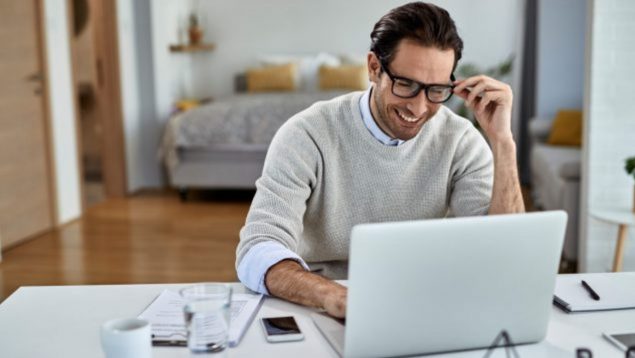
[368,39,455,141]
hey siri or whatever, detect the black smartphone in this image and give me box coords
[260,316,304,343]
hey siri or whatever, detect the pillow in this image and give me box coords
[246,63,298,92]
[259,53,340,92]
[547,109,583,147]
[175,99,200,112]
[319,64,368,91]
[340,53,367,65]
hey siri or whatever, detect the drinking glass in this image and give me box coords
[180,283,232,353]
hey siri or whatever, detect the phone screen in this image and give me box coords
[262,316,301,336]
[611,333,635,349]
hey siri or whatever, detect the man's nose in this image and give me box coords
[405,90,429,117]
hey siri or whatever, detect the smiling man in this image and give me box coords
[236,2,524,318]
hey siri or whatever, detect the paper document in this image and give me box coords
[554,273,635,312]
[139,289,263,347]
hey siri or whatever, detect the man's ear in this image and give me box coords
[367,52,381,84]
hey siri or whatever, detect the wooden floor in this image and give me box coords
[0,187,540,303]
[0,190,253,302]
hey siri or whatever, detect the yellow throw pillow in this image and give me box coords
[319,64,368,91]
[547,109,583,147]
[246,63,297,92]
[175,99,200,112]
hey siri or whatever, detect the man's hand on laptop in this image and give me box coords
[265,260,348,318]
[322,285,347,318]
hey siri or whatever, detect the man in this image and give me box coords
[236,2,524,318]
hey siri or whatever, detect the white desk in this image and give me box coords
[0,276,632,357]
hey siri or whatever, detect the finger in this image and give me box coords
[466,82,488,105]
[454,75,506,94]
[481,89,509,107]
[453,87,470,101]
[453,75,487,93]
[476,92,493,113]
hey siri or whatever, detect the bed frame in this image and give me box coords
[167,145,267,201]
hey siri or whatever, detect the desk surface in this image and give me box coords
[591,208,635,225]
[0,275,632,357]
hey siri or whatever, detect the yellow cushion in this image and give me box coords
[175,99,200,112]
[246,63,297,92]
[318,64,368,91]
[547,110,583,147]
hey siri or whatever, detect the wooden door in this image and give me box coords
[0,0,55,249]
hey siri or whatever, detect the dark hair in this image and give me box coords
[370,2,463,72]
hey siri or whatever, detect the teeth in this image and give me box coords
[396,109,419,122]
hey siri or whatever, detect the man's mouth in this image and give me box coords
[395,109,420,123]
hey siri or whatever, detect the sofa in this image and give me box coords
[529,117,582,262]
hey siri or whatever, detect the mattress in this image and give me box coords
[160,91,347,171]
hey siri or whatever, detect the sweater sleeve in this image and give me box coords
[236,241,310,294]
[448,127,494,216]
[235,117,321,277]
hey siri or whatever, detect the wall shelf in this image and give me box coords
[169,43,215,53]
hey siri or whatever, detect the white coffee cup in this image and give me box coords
[100,318,152,358]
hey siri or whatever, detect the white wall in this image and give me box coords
[117,0,140,192]
[535,0,586,119]
[43,0,82,224]
[134,0,524,188]
[118,0,163,192]
[580,0,635,272]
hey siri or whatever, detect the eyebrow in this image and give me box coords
[384,64,454,86]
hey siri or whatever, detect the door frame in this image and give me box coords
[67,0,127,204]
[37,0,59,225]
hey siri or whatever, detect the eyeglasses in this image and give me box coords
[380,61,455,103]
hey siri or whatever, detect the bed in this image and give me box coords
[160,90,347,200]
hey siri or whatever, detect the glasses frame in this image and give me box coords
[380,61,456,104]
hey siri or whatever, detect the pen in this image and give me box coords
[152,339,187,347]
[581,280,600,301]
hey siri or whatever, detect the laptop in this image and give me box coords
[312,211,567,358]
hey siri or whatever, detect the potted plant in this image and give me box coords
[188,12,203,45]
[626,156,635,213]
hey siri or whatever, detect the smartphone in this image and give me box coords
[603,331,635,351]
[260,316,304,343]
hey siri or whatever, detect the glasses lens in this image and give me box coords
[391,78,420,98]
[427,86,453,103]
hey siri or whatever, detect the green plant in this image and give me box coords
[451,55,515,123]
[626,156,635,180]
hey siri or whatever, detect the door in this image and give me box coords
[0,0,55,249]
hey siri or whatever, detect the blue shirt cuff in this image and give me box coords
[237,241,309,295]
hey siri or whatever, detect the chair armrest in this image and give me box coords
[528,117,554,144]
[559,161,581,181]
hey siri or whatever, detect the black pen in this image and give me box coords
[581,280,600,301]
[152,339,187,347]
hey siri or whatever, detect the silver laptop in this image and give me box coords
[312,211,567,358]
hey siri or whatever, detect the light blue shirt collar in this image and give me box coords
[359,88,405,146]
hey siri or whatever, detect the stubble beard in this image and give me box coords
[372,87,431,141]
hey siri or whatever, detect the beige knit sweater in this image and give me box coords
[236,91,493,279]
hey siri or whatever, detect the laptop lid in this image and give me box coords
[343,211,567,358]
